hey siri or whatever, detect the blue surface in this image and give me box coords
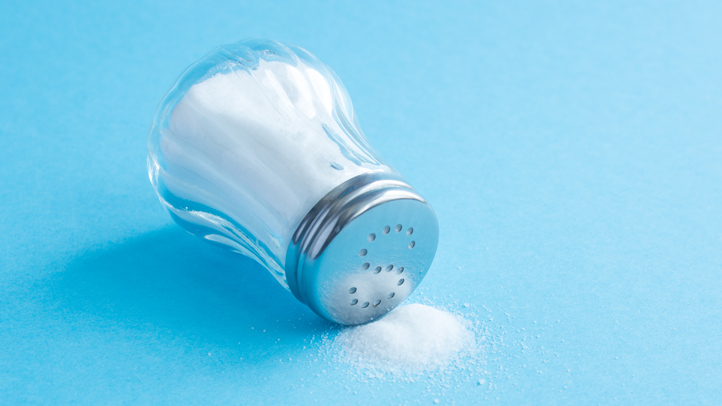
[1,1,721,404]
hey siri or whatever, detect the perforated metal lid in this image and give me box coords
[286,173,439,325]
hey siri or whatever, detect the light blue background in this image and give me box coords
[1,1,720,404]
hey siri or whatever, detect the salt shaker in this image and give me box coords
[147,39,438,325]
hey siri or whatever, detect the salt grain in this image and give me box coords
[331,304,476,375]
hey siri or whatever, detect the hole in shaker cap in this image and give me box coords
[359,249,367,256]
[362,262,370,270]
[350,299,358,305]
[361,302,370,308]
[373,300,381,307]
[388,292,396,299]
[407,227,414,236]
[368,233,376,242]
[408,241,415,249]
[349,287,357,294]
[397,278,405,286]
[385,264,394,272]
[383,226,390,234]
[374,266,382,274]
[395,224,402,233]
[397,266,405,274]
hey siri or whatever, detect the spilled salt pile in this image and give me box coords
[331,304,476,375]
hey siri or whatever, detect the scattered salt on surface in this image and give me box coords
[329,304,477,375]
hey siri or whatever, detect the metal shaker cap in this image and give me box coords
[286,172,439,325]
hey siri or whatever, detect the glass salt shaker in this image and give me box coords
[147,39,438,325]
